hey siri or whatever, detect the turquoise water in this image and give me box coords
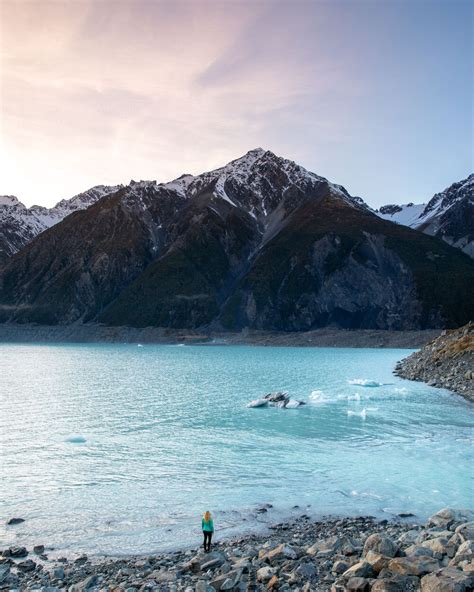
[0,344,472,555]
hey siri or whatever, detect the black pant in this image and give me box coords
[203,530,213,552]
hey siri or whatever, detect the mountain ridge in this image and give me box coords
[378,173,473,257]
[1,150,473,331]
[0,184,122,264]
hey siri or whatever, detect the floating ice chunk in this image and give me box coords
[246,399,269,408]
[347,408,367,419]
[347,393,361,401]
[137,344,143,347]
[348,379,382,387]
[309,390,324,401]
[285,399,305,409]
[65,435,87,444]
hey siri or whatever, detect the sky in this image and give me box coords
[0,0,472,209]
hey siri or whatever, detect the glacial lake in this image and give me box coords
[0,343,472,556]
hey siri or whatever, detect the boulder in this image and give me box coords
[405,544,435,558]
[421,567,474,591]
[370,580,406,592]
[339,536,362,556]
[295,562,316,579]
[257,566,275,583]
[195,580,214,592]
[17,559,36,572]
[4,546,28,558]
[346,576,369,591]
[332,560,351,575]
[365,550,391,573]
[6,518,25,525]
[33,545,45,555]
[421,537,452,558]
[450,541,474,566]
[455,523,474,542]
[262,543,298,562]
[307,536,339,556]
[52,567,65,580]
[363,534,398,558]
[267,575,279,589]
[201,558,224,571]
[0,565,10,584]
[342,561,374,579]
[186,551,227,573]
[397,530,420,546]
[427,509,474,531]
[69,575,98,591]
[388,556,440,576]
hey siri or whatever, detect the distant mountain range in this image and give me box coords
[0,185,121,264]
[0,149,473,330]
[378,174,473,257]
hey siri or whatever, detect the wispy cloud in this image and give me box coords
[1,0,471,208]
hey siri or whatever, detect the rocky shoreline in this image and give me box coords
[395,323,474,402]
[0,324,441,349]
[1,508,473,592]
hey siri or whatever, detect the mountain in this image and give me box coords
[378,174,473,257]
[0,185,122,264]
[1,149,473,330]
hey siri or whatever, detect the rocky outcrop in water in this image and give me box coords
[1,508,473,591]
[395,323,474,402]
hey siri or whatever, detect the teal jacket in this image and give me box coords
[202,517,214,532]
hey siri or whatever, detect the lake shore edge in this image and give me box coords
[2,507,473,592]
[0,324,442,349]
[394,323,474,403]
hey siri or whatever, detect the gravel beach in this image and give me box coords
[2,508,473,591]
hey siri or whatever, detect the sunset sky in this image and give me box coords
[1,0,472,208]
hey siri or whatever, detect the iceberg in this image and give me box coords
[247,391,306,409]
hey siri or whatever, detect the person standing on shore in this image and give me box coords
[202,510,214,553]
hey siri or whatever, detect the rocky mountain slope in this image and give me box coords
[0,185,121,264]
[1,149,473,330]
[378,174,474,257]
[395,322,474,402]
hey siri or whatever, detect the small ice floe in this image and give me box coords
[309,390,324,401]
[247,391,306,409]
[137,344,143,347]
[347,408,367,419]
[246,399,269,408]
[348,378,383,387]
[285,399,304,409]
[347,393,361,401]
[394,387,408,394]
[65,435,87,444]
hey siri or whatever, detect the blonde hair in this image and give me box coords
[204,511,211,522]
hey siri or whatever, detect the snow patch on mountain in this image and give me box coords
[378,203,426,226]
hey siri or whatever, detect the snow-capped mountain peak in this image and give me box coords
[377,173,473,257]
[0,185,122,262]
